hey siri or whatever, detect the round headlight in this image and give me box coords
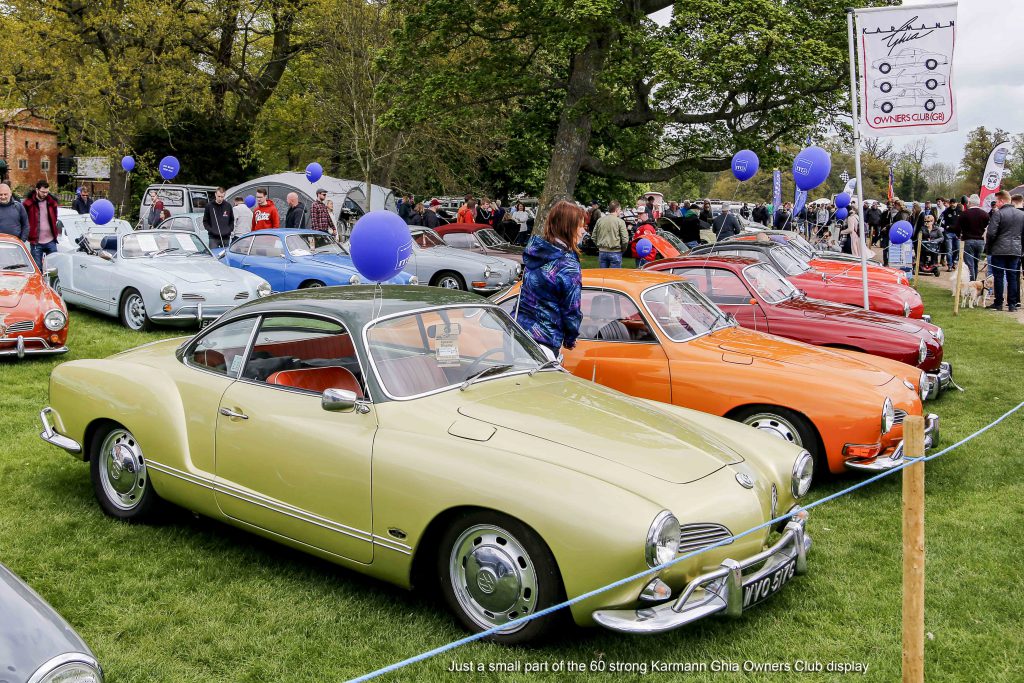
[919,370,929,401]
[43,309,67,331]
[903,300,911,317]
[349,274,361,286]
[36,656,102,683]
[160,284,177,301]
[484,265,493,278]
[791,450,814,498]
[881,397,895,435]
[645,511,680,568]
[934,327,944,346]
[917,339,927,365]
[409,275,419,285]
[257,282,272,298]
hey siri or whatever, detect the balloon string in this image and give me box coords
[119,171,130,218]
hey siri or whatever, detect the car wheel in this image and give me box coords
[881,102,893,113]
[300,280,325,289]
[51,276,63,298]
[879,81,892,93]
[924,99,936,111]
[119,288,152,331]
[925,78,938,90]
[879,62,891,74]
[89,424,159,521]
[925,58,937,70]
[732,406,823,471]
[439,511,566,645]
[432,271,466,290]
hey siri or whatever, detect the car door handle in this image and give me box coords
[219,407,249,420]
[79,264,87,268]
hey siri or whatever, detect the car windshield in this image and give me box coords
[122,232,210,258]
[788,233,815,258]
[366,306,548,399]
[641,282,730,342]
[286,233,346,256]
[770,246,811,275]
[656,230,690,254]
[744,263,798,303]
[412,229,445,248]
[0,242,33,271]
[476,228,508,247]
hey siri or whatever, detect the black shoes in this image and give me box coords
[985,303,1003,311]
[1009,305,1020,313]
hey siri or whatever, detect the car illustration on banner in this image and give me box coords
[872,72,946,93]
[871,48,948,75]
[872,88,946,114]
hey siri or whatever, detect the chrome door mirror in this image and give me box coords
[45,267,58,277]
[98,250,113,261]
[322,388,357,412]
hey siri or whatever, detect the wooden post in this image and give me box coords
[902,415,926,683]
[912,234,922,287]
[953,241,966,316]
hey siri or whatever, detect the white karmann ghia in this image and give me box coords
[47,229,272,330]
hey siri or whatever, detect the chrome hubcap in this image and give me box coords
[99,429,147,510]
[125,294,146,329]
[450,524,537,633]
[743,413,803,446]
[439,277,460,289]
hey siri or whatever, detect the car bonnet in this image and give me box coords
[456,375,744,484]
[135,257,245,284]
[0,272,31,308]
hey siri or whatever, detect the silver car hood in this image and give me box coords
[132,257,250,284]
[420,245,514,268]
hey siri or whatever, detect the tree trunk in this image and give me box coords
[108,162,132,220]
[535,36,605,232]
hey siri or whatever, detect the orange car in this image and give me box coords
[0,235,69,358]
[497,269,938,476]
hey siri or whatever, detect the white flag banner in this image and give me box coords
[979,141,1012,210]
[856,2,957,137]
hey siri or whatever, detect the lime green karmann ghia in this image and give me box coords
[40,286,813,643]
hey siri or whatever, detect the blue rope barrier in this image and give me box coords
[350,401,1024,683]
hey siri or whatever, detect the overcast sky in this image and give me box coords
[652,0,1024,167]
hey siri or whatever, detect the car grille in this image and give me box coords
[894,409,907,426]
[3,320,33,334]
[181,293,206,302]
[234,292,249,301]
[678,523,733,554]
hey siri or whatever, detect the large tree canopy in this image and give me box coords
[393,0,879,222]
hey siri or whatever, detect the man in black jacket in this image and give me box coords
[285,192,307,230]
[752,202,769,226]
[71,187,94,215]
[984,190,1023,311]
[202,187,234,248]
[954,194,990,281]
[712,203,741,240]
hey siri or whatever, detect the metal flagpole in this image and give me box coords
[847,9,870,310]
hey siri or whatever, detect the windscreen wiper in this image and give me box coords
[460,364,514,391]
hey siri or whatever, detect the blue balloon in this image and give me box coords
[244,194,256,209]
[306,162,324,183]
[349,211,413,282]
[890,220,913,245]
[158,155,180,180]
[90,198,115,226]
[834,192,851,209]
[792,146,831,191]
[835,207,849,221]
[731,150,760,182]
[636,238,653,258]
[121,155,135,172]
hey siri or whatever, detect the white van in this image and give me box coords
[138,184,217,227]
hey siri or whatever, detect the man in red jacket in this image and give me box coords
[251,188,280,230]
[23,179,60,269]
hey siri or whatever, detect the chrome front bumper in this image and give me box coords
[150,302,233,324]
[592,513,811,634]
[39,407,82,454]
[0,336,68,359]
[924,362,953,400]
[845,412,939,472]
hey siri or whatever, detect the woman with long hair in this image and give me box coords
[515,200,585,356]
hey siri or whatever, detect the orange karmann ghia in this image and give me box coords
[0,235,68,358]
[498,269,939,476]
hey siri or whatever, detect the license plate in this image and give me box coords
[741,557,797,609]
[200,319,212,329]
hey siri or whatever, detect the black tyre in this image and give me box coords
[925,78,938,90]
[89,423,160,521]
[432,271,466,290]
[119,288,152,331]
[924,99,936,111]
[300,280,326,289]
[879,81,892,93]
[879,62,891,74]
[438,510,567,645]
[731,405,825,474]
[881,102,893,114]
[925,58,938,70]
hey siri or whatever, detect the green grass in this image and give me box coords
[1,286,1022,682]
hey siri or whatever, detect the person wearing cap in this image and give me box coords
[310,188,335,235]
[71,186,94,215]
[424,199,442,229]
[712,202,741,240]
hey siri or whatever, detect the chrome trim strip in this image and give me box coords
[634,281,731,345]
[372,533,412,551]
[144,461,216,491]
[61,286,109,305]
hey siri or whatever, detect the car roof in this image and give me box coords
[434,223,492,235]
[578,268,682,291]
[219,285,486,331]
[233,229,332,239]
[655,255,761,269]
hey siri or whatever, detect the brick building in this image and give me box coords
[0,109,59,193]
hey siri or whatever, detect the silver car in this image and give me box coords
[0,561,103,682]
[47,230,271,331]
[55,215,134,254]
[407,227,521,293]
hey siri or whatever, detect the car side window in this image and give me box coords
[248,234,284,258]
[443,233,475,249]
[186,317,259,378]
[671,268,750,305]
[579,290,656,343]
[169,217,193,231]
[229,236,254,255]
[241,315,365,397]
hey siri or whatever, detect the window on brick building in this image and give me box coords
[35,142,39,149]
[41,159,50,171]
[18,159,27,170]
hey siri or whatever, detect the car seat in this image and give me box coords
[375,355,448,396]
[267,366,363,397]
[100,235,118,257]
[582,294,631,341]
